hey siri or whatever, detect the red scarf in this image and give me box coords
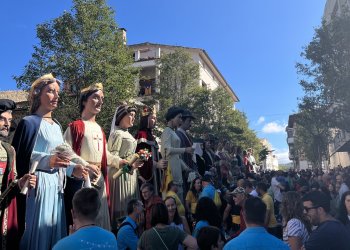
[69,120,110,206]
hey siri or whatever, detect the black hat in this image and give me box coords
[165,106,184,122]
[182,110,196,120]
[0,99,16,114]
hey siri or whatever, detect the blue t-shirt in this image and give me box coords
[117,216,138,250]
[192,220,209,238]
[200,184,215,200]
[53,226,118,250]
[224,227,289,250]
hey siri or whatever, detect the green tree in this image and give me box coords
[296,11,350,132]
[14,0,138,132]
[154,47,262,154]
[293,110,330,168]
[156,48,200,123]
[259,146,270,162]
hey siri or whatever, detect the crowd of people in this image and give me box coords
[0,73,350,250]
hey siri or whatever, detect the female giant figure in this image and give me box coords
[12,74,85,250]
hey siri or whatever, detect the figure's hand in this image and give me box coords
[132,159,144,169]
[119,159,129,167]
[185,147,194,154]
[18,174,37,189]
[72,164,88,179]
[157,159,168,169]
[49,153,70,168]
[86,164,100,179]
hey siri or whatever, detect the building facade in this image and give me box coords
[128,42,239,107]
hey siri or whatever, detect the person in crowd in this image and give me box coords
[63,83,124,231]
[165,196,190,234]
[256,182,280,238]
[223,197,289,250]
[117,199,144,250]
[271,171,284,220]
[166,181,186,216]
[0,99,36,250]
[327,182,338,215]
[135,106,167,193]
[242,150,252,175]
[200,172,216,200]
[138,203,198,250]
[336,174,350,206]
[295,172,310,194]
[247,148,258,173]
[218,160,231,189]
[243,180,258,197]
[12,74,87,250]
[160,106,194,202]
[197,226,224,250]
[140,183,163,230]
[280,191,311,250]
[108,103,144,229]
[328,183,337,199]
[185,177,202,221]
[193,197,221,238]
[53,188,117,250]
[227,187,248,239]
[336,190,350,233]
[302,190,350,250]
[165,196,191,250]
[202,134,217,172]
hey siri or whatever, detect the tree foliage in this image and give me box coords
[259,146,270,162]
[296,11,350,132]
[155,48,200,122]
[155,48,263,158]
[296,9,350,167]
[293,111,330,168]
[14,0,139,132]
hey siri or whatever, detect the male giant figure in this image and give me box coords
[0,99,36,250]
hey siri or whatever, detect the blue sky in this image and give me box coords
[0,0,326,163]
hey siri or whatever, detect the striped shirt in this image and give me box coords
[283,218,309,247]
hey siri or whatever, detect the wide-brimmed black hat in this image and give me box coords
[0,99,16,114]
[182,110,196,120]
[165,106,184,122]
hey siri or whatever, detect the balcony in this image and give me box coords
[287,137,294,144]
[138,78,158,97]
[330,129,350,154]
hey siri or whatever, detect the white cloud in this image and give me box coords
[262,122,286,134]
[257,116,265,125]
[273,149,291,164]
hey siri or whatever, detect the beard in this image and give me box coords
[0,129,9,137]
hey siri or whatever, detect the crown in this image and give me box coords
[141,105,155,116]
[81,83,103,94]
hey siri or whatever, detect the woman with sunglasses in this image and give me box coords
[12,74,87,250]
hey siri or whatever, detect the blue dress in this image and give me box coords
[20,119,75,250]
